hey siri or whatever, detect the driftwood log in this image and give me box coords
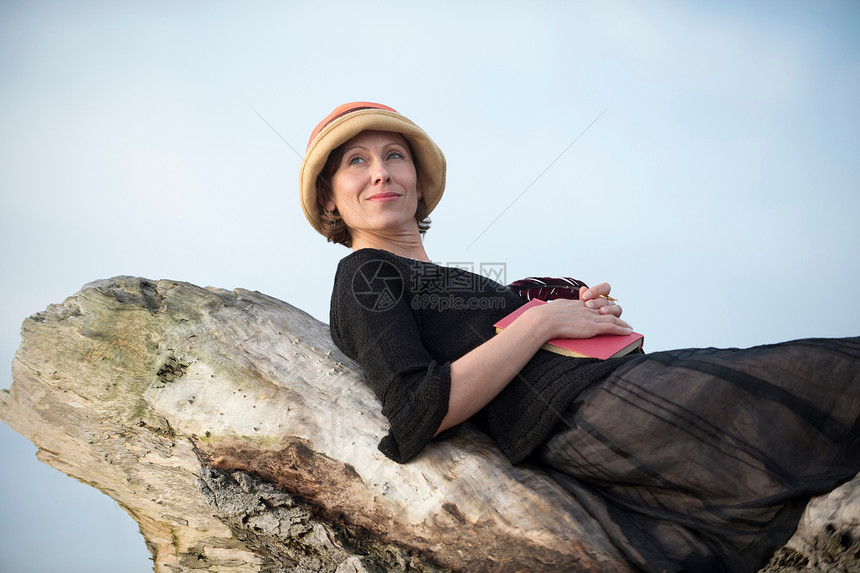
[0,277,858,572]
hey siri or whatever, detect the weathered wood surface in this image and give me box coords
[0,277,627,572]
[1,277,857,572]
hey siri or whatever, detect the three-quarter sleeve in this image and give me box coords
[330,252,452,463]
[377,361,451,461]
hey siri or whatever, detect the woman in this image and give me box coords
[300,102,860,572]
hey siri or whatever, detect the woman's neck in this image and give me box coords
[351,231,430,262]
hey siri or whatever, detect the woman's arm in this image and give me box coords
[437,283,631,434]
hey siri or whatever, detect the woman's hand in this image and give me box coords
[539,300,632,339]
[579,282,623,318]
[526,283,631,341]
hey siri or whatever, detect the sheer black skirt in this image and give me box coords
[533,337,860,573]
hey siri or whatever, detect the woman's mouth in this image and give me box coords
[367,192,402,202]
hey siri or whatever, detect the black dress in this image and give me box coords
[535,339,860,572]
[329,248,860,573]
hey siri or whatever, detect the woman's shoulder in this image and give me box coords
[331,248,415,308]
[329,248,416,347]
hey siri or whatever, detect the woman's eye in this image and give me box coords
[346,156,364,165]
[387,151,404,160]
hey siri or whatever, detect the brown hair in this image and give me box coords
[315,139,431,248]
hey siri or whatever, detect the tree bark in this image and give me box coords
[1,277,857,572]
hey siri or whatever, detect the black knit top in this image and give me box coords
[329,248,635,464]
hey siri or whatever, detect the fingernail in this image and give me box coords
[585,301,595,308]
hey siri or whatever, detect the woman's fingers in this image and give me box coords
[599,304,623,317]
[579,282,623,316]
[593,312,631,329]
[581,282,612,299]
[581,283,614,304]
[585,297,622,316]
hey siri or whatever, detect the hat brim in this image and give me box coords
[299,108,446,236]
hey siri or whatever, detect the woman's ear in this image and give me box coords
[319,196,337,212]
[416,181,423,200]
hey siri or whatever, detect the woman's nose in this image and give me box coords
[371,161,391,185]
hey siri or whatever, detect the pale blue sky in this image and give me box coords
[2,1,859,570]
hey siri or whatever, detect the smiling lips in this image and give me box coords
[367,192,401,202]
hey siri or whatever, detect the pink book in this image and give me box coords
[494,299,644,359]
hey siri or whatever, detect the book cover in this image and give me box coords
[494,298,644,359]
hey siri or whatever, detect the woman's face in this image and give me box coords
[326,130,422,240]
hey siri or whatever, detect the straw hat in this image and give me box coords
[299,102,446,235]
